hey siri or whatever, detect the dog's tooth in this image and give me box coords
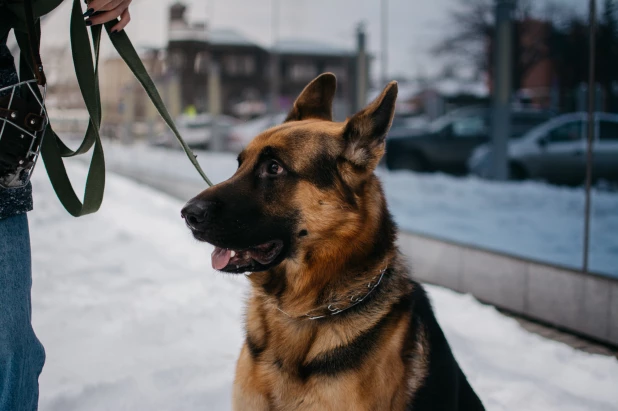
[230,250,236,257]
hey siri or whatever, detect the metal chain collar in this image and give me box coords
[275,266,388,321]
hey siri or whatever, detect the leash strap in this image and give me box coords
[22,0,46,86]
[13,0,212,217]
[104,21,213,187]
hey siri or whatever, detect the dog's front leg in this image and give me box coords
[232,344,271,411]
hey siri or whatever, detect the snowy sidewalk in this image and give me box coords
[28,162,618,411]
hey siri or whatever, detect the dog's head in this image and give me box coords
[182,73,397,274]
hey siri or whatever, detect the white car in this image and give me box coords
[226,113,287,153]
[468,112,618,185]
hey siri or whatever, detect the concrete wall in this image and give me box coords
[397,231,618,346]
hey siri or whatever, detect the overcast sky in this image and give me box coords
[40,0,589,83]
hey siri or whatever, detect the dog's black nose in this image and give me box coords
[181,200,216,228]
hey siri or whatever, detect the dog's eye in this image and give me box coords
[266,160,283,176]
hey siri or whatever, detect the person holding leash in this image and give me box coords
[0,1,133,410]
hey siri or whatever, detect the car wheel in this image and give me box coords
[509,162,528,181]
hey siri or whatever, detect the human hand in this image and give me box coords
[83,0,132,32]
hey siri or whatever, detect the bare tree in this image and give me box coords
[432,0,494,75]
[548,0,618,111]
[433,0,555,90]
[434,0,618,111]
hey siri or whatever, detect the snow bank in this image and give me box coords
[28,162,618,410]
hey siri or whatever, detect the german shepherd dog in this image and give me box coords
[181,73,485,411]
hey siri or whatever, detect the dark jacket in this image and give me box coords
[0,36,33,220]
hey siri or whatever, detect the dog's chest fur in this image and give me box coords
[233,278,422,411]
[184,73,486,411]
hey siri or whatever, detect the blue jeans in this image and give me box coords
[0,214,45,411]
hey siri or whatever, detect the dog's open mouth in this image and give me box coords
[211,240,283,271]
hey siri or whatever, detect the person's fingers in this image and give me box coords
[84,0,121,15]
[86,0,130,25]
[110,8,131,32]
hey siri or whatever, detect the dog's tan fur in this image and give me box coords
[184,73,484,411]
[229,75,425,411]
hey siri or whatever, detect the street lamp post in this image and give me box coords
[490,0,515,181]
[208,62,223,151]
[381,0,388,86]
[270,0,280,122]
[583,0,596,274]
[356,23,368,113]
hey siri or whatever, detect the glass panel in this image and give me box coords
[599,120,618,141]
[546,121,583,143]
[452,116,486,137]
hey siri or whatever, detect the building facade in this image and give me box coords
[166,2,362,119]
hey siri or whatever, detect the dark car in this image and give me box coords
[468,112,618,185]
[385,106,553,174]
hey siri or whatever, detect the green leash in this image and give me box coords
[10,0,213,217]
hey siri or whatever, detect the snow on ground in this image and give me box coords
[380,170,618,278]
[29,161,618,411]
[30,162,245,411]
[99,143,618,278]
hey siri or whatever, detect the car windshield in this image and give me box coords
[518,115,577,142]
[428,115,453,133]
[427,107,486,133]
[427,109,551,137]
[510,114,553,137]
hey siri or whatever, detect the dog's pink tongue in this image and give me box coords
[211,247,232,270]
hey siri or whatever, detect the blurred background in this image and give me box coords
[26,0,618,351]
[11,0,618,409]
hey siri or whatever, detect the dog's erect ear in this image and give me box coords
[284,73,337,123]
[341,81,398,170]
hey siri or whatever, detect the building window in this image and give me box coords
[226,55,243,75]
[224,55,256,76]
[324,64,346,82]
[289,62,317,81]
[194,52,209,74]
[224,55,238,75]
[243,56,255,75]
[170,51,185,69]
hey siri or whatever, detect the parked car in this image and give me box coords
[384,106,553,174]
[226,113,287,152]
[390,114,430,133]
[154,113,237,150]
[468,112,618,185]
